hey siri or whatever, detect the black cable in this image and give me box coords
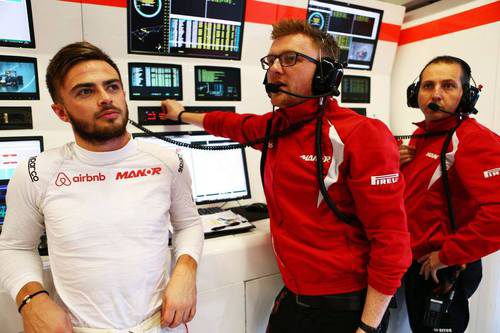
[315,98,356,224]
[128,116,315,151]
[394,130,450,141]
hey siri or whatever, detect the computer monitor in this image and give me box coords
[341,75,370,103]
[350,108,366,116]
[0,55,39,100]
[133,131,251,204]
[128,62,183,100]
[137,105,235,126]
[0,136,44,186]
[0,0,36,48]
[0,184,6,227]
[194,66,241,101]
[128,0,245,60]
[307,0,383,70]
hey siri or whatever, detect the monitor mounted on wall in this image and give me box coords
[194,66,241,101]
[128,0,245,60]
[0,55,39,100]
[307,0,383,70]
[0,0,36,48]
[128,62,183,101]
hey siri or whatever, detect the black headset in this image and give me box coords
[263,56,343,97]
[406,57,480,114]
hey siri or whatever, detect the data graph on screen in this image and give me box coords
[128,0,245,59]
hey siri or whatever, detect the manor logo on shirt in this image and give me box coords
[483,167,500,179]
[426,152,439,160]
[115,167,162,180]
[371,173,399,186]
[55,172,106,186]
[300,155,332,163]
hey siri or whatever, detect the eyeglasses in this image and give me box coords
[260,51,319,70]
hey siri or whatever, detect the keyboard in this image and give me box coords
[198,207,224,215]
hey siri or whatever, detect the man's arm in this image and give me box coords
[0,161,72,332]
[16,282,72,333]
[160,99,205,127]
[357,286,391,332]
[161,255,197,328]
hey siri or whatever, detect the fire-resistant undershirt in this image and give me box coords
[0,138,203,329]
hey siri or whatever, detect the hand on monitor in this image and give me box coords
[160,99,185,121]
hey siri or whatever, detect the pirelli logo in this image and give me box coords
[371,173,399,186]
[483,168,500,179]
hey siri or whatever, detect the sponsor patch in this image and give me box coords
[483,167,500,179]
[300,154,332,162]
[115,167,162,180]
[28,157,39,182]
[371,173,399,186]
[176,152,184,173]
[425,152,439,160]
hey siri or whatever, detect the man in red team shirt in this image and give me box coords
[400,56,500,333]
[162,19,411,333]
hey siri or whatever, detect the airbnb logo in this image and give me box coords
[54,172,106,186]
[55,172,72,186]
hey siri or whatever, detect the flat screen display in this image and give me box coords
[138,105,235,126]
[0,0,36,48]
[0,136,44,186]
[133,131,251,204]
[307,0,383,70]
[341,75,370,103]
[0,55,39,100]
[0,184,6,226]
[128,62,182,100]
[128,0,245,60]
[350,107,366,116]
[195,66,241,101]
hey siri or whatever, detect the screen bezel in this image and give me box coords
[194,65,241,101]
[132,130,251,204]
[128,62,183,101]
[341,75,371,103]
[0,0,36,49]
[0,55,40,100]
[307,0,384,70]
[126,0,246,60]
[0,135,44,185]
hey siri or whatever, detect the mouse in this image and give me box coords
[246,202,268,213]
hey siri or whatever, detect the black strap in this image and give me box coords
[18,290,49,313]
[359,320,380,333]
[439,117,463,232]
[260,114,275,189]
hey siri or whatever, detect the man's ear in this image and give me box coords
[51,103,70,123]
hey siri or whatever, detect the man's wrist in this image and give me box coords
[359,320,380,333]
[18,290,49,314]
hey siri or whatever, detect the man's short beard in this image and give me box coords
[67,106,129,144]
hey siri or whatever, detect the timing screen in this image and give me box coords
[129,63,182,100]
[129,0,244,59]
[0,140,41,182]
[195,66,241,101]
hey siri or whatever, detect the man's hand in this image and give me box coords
[399,145,416,165]
[418,251,448,283]
[21,294,73,333]
[161,255,197,328]
[160,99,185,121]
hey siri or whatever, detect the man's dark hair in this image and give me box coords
[419,55,472,87]
[271,19,339,60]
[46,41,122,102]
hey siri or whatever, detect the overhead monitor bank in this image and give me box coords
[128,0,245,60]
[307,0,383,70]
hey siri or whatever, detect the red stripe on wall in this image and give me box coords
[379,23,401,43]
[399,1,500,45]
[245,0,306,25]
[60,0,126,7]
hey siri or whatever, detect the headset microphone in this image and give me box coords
[427,103,456,115]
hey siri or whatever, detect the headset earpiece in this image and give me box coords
[459,83,480,114]
[312,57,343,96]
[406,80,420,108]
